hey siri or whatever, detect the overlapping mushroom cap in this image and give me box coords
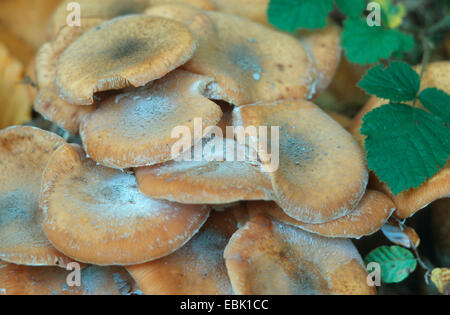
[350,61,450,219]
[40,143,210,265]
[224,215,376,295]
[127,211,237,295]
[146,4,341,105]
[55,15,198,105]
[135,137,273,204]
[0,261,135,295]
[0,126,73,267]
[80,70,222,169]
[233,99,368,223]
[35,19,105,134]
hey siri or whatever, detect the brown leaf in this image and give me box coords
[430,268,450,295]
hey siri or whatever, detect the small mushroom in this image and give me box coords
[40,143,210,265]
[49,0,150,38]
[224,214,376,295]
[244,190,396,239]
[0,261,135,295]
[126,210,238,295]
[135,137,273,204]
[233,99,368,224]
[55,15,198,105]
[80,70,223,169]
[34,19,105,134]
[146,5,321,105]
[349,61,450,218]
[0,126,72,267]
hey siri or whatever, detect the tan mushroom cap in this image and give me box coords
[127,210,238,295]
[147,5,318,105]
[41,143,210,266]
[35,20,105,134]
[150,0,215,11]
[0,261,134,295]
[349,61,450,218]
[0,126,74,267]
[49,0,151,39]
[136,137,273,204]
[210,0,269,25]
[245,190,395,238]
[55,15,198,105]
[298,25,342,98]
[224,215,376,295]
[80,70,222,169]
[233,100,368,224]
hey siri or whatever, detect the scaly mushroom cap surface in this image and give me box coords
[127,210,238,294]
[40,144,210,266]
[0,261,134,295]
[0,126,72,267]
[80,70,222,169]
[49,0,150,38]
[35,20,105,134]
[136,137,273,204]
[210,0,269,25]
[233,100,368,224]
[224,215,376,295]
[245,190,395,238]
[146,5,318,105]
[55,15,198,105]
[349,61,450,218]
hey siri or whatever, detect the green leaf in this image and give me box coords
[364,246,417,283]
[419,88,450,125]
[335,0,366,18]
[362,103,450,195]
[358,62,420,102]
[342,19,415,65]
[267,0,334,31]
[375,0,407,29]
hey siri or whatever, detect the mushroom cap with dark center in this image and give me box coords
[55,15,198,105]
[40,144,210,266]
[0,126,73,267]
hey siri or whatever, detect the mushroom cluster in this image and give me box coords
[0,0,402,295]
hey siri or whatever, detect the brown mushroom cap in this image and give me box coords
[135,137,273,204]
[55,15,198,105]
[0,261,134,295]
[210,0,269,25]
[35,20,105,134]
[233,100,368,224]
[80,70,222,169]
[40,143,210,266]
[127,210,238,294]
[0,126,74,267]
[49,0,151,38]
[224,215,376,295]
[146,5,318,105]
[245,190,395,238]
[349,61,450,218]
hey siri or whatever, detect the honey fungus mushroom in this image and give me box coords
[34,19,105,134]
[244,190,396,239]
[224,215,376,295]
[0,261,135,295]
[55,15,198,105]
[233,99,368,224]
[135,137,273,204]
[80,70,222,169]
[40,143,210,265]
[349,61,450,219]
[0,126,73,267]
[146,4,341,105]
[127,211,238,295]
